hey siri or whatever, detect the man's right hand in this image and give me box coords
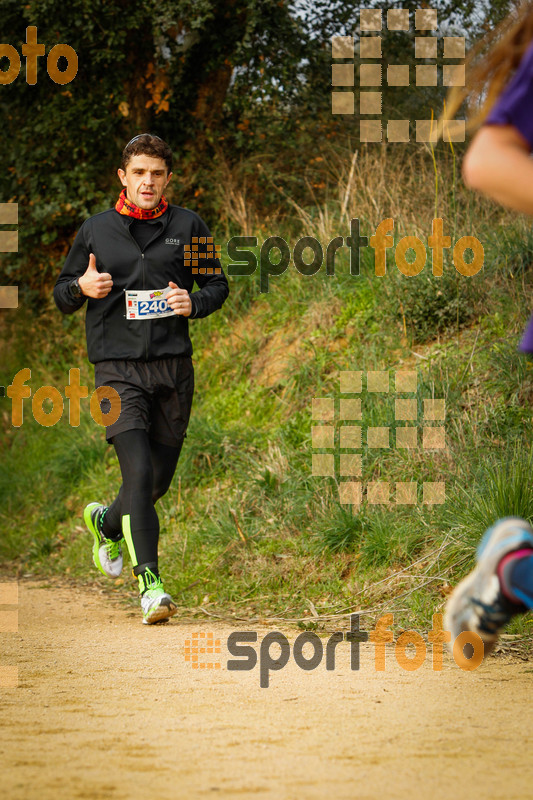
[78,253,113,299]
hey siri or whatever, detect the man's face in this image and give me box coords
[117,154,172,210]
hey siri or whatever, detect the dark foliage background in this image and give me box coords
[0,0,513,295]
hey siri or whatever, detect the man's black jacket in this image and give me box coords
[54,205,229,363]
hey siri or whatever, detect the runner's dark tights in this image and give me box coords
[506,554,533,608]
[100,429,182,577]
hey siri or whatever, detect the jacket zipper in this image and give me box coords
[141,252,148,360]
[127,218,165,362]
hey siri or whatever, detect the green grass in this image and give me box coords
[446,447,533,550]
[1,148,533,650]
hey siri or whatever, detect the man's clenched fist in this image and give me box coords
[167,281,192,317]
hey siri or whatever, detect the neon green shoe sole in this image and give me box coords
[141,587,177,624]
[83,501,124,579]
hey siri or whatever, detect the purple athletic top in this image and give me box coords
[485,41,533,148]
[485,41,533,352]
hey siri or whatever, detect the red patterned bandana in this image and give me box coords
[115,188,168,219]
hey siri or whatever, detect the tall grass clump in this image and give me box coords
[447,446,533,552]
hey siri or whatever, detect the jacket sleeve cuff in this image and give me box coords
[189,293,198,319]
[68,280,81,302]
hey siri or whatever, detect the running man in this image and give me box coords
[54,134,229,623]
[441,4,533,653]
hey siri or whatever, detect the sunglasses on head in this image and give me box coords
[125,133,164,148]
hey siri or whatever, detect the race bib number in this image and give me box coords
[125,288,175,320]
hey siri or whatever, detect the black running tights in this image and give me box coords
[101,429,182,572]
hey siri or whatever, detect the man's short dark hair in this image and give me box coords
[121,134,172,174]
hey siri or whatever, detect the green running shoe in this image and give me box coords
[84,502,123,578]
[139,569,177,625]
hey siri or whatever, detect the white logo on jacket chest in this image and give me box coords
[165,238,181,246]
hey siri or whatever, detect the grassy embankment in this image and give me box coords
[2,142,533,644]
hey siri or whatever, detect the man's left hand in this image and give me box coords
[167,281,192,317]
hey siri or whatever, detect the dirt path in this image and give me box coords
[1,579,532,800]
